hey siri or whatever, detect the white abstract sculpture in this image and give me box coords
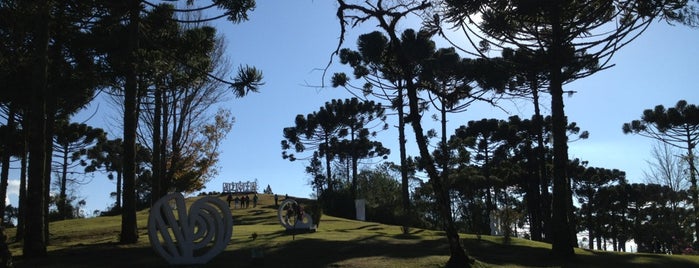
[148,193,233,265]
[278,199,315,230]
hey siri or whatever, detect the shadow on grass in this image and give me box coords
[233,213,278,226]
[463,237,558,267]
[571,249,699,268]
[464,237,699,268]
[15,242,166,268]
[350,224,381,230]
[16,231,447,268]
[14,232,699,268]
[214,235,450,267]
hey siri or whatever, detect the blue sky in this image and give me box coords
[8,1,698,216]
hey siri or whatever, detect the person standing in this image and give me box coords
[253,194,259,208]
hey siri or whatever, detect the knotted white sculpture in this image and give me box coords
[148,193,233,265]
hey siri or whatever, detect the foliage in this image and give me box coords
[170,109,234,193]
[283,98,390,196]
[78,138,151,211]
[3,206,17,228]
[306,152,327,196]
[571,162,627,250]
[318,185,355,220]
[334,1,474,265]
[52,122,105,220]
[623,100,699,240]
[356,164,402,225]
[263,185,273,194]
[436,0,690,258]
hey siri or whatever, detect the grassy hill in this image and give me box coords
[6,194,699,267]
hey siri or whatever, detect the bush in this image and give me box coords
[319,189,354,219]
[306,202,323,228]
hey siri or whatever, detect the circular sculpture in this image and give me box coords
[278,199,314,230]
[148,193,233,265]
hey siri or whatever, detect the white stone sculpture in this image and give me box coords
[278,199,315,231]
[148,193,233,265]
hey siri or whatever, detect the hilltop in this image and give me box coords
[5,194,699,267]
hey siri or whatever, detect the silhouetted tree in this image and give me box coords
[0,109,22,226]
[52,122,105,220]
[332,30,420,233]
[623,100,699,241]
[625,183,691,253]
[79,138,123,208]
[283,98,389,198]
[335,1,472,265]
[283,102,343,193]
[305,152,326,197]
[572,164,626,250]
[438,0,687,257]
[92,0,259,244]
[333,98,390,199]
[356,163,402,224]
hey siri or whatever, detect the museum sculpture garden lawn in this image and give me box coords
[6,194,699,267]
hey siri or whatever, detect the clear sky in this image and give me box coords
[7,1,698,216]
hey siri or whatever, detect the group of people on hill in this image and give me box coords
[226,193,258,209]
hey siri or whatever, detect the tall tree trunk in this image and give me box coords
[567,170,577,248]
[439,97,453,228]
[351,157,358,199]
[159,89,169,195]
[549,3,574,257]
[587,209,594,250]
[440,97,448,183]
[405,80,470,267]
[59,145,70,219]
[549,56,575,257]
[0,107,15,225]
[687,136,698,241]
[151,85,162,204]
[166,91,183,192]
[324,136,333,193]
[550,85,573,257]
[15,131,28,242]
[532,85,551,242]
[483,148,494,235]
[351,129,358,200]
[24,0,50,257]
[45,96,56,241]
[397,87,411,234]
[116,171,122,209]
[120,0,140,244]
[525,140,542,241]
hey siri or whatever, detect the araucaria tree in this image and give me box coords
[623,100,699,241]
[1,0,105,256]
[282,98,389,197]
[439,0,691,257]
[94,0,260,244]
[335,1,473,266]
[78,138,125,209]
[52,122,105,220]
[332,30,416,232]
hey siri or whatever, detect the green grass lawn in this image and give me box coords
[6,194,699,267]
